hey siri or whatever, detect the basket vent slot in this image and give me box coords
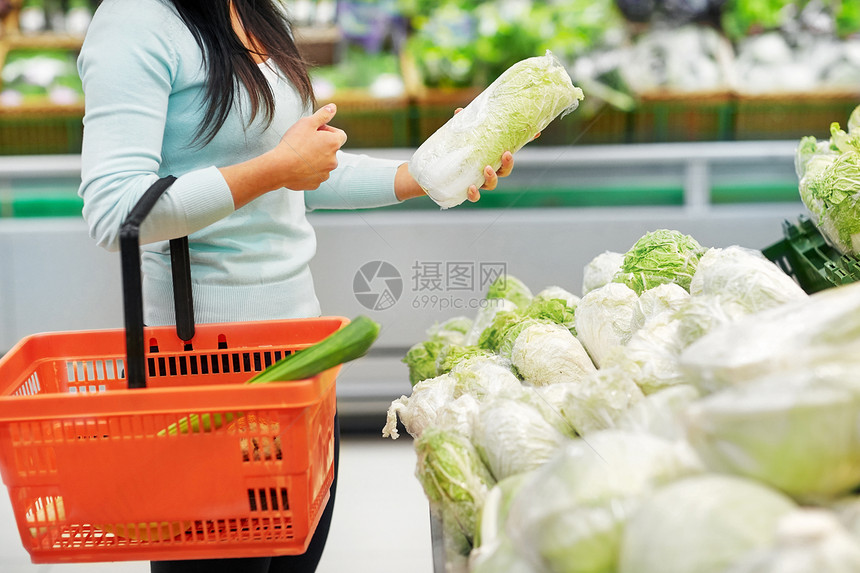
[15,373,41,396]
[65,359,121,393]
[144,350,291,378]
[247,487,289,512]
[25,495,66,532]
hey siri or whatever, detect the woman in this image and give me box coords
[77,1,515,571]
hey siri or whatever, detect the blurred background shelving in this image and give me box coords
[0,0,857,156]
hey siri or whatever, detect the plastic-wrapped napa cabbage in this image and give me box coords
[690,246,807,314]
[631,282,690,331]
[509,321,596,387]
[616,384,701,441]
[408,51,584,209]
[618,474,797,573]
[613,229,707,295]
[505,430,702,573]
[530,362,645,436]
[680,281,860,395]
[574,282,639,368]
[465,298,519,346]
[470,474,534,573]
[582,251,625,295]
[471,396,569,481]
[383,373,457,440]
[383,354,521,440]
[414,427,495,556]
[724,509,860,573]
[685,363,860,501]
[535,285,580,308]
[795,105,860,256]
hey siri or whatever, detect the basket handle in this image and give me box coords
[119,176,196,389]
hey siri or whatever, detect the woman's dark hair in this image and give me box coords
[170,0,315,146]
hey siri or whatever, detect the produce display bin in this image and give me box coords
[294,25,342,67]
[328,90,411,149]
[0,177,345,563]
[408,86,484,147]
[762,216,860,294]
[734,92,860,141]
[532,103,631,146]
[0,106,84,155]
[430,510,446,573]
[629,91,735,143]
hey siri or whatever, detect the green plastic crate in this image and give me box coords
[762,216,860,294]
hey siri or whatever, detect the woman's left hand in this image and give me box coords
[467,151,515,202]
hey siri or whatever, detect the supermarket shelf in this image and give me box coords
[0,139,799,210]
[1,32,85,50]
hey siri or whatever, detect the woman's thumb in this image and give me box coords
[313,104,337,127]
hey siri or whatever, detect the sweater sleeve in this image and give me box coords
[77,1,234,252]
[303,150,403,211]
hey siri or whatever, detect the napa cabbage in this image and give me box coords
[795,104,860,256]
[619,475,798,573]
[613,229,707,295]
[409,51,584,208]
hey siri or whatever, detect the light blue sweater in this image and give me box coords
[78,0,403,325]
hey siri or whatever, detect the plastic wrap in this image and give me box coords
[409,51,583,209]
[618,475,797,573]
[680,281,860,395]
[685,364,860,501]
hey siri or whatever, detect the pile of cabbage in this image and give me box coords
[384,227,860,573]
[795,103,860,257]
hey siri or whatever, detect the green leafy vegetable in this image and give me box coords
[689,246,807,314]
[795,105,860,256]
[613,229,707,295]
[403,340,446,386]
[685,364,860,501]
[619,475,797,573]
[506,431,703,573]
[403,316,475,386]
[582,250,625,295]
[414,427,496,550]
[409,51,584,208]
[485,274,534,309]
[510,321,596,387]
[726,509,860,573]
[574,282,639,368]
[438,345,493,374]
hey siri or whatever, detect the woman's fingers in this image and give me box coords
[481,165,498,191]
[317,123,348,147]
[478,151,514,193]
[497,151,514,178]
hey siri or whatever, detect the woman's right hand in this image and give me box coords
[272,103,347,191]
[220,104,347,209]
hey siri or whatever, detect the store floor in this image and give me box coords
[0,435,434,573]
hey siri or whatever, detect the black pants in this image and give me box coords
[151,416,341,573]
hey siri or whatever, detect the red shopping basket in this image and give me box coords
[0,177,346,563]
